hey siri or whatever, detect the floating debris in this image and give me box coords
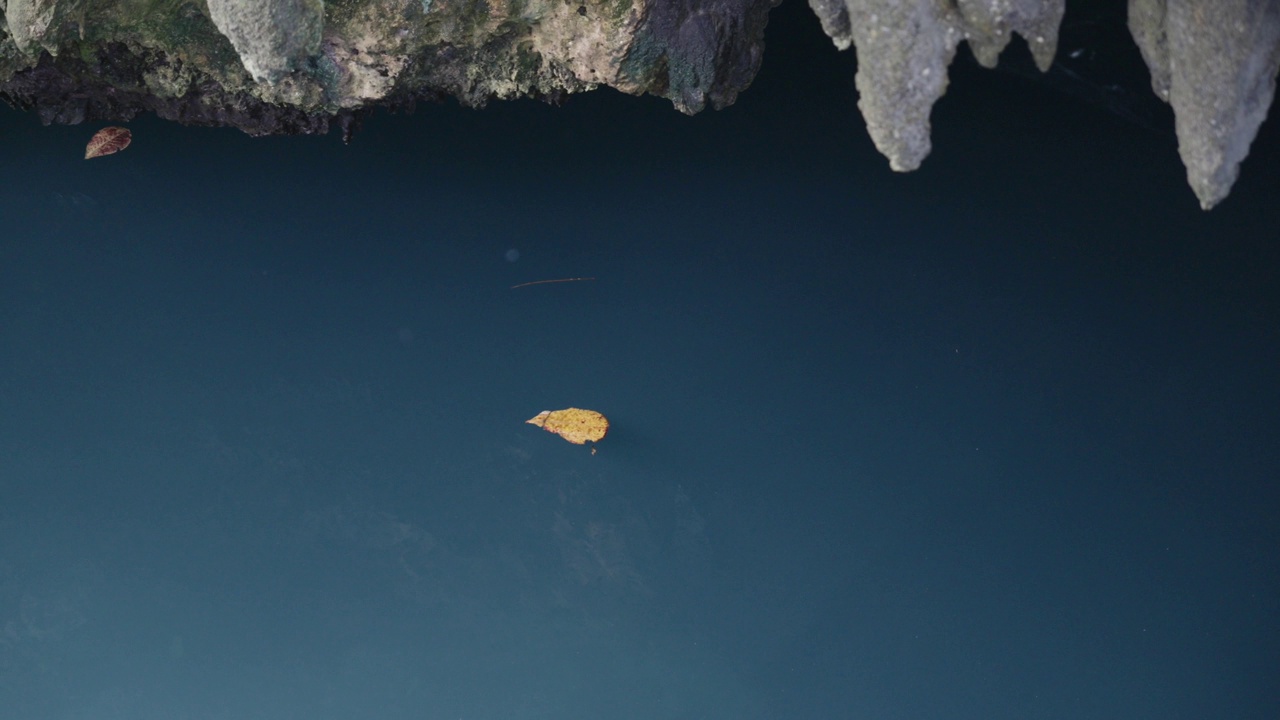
[85,127,132,159]
[526,407,609,447]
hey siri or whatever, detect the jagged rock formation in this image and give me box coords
[808,0,1063,174]
[1130,0,1280,209]
[0,0,1276,208]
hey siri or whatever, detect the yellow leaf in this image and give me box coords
[526,407,609,446]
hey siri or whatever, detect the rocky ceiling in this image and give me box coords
[1,0,1276,209]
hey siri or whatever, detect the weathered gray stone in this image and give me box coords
[206,0,325,85]
[834,0,964,172]
[1131,0,1280,209]
[809,0,1063,172]
[955,0,1063,72]
[5,0,59,56]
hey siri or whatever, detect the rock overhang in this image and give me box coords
[0,0,1275,209]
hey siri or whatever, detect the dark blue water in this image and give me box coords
[2,4,1278,719]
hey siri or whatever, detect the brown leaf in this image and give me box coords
[85,127,132,159]
[526,408,609,446]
